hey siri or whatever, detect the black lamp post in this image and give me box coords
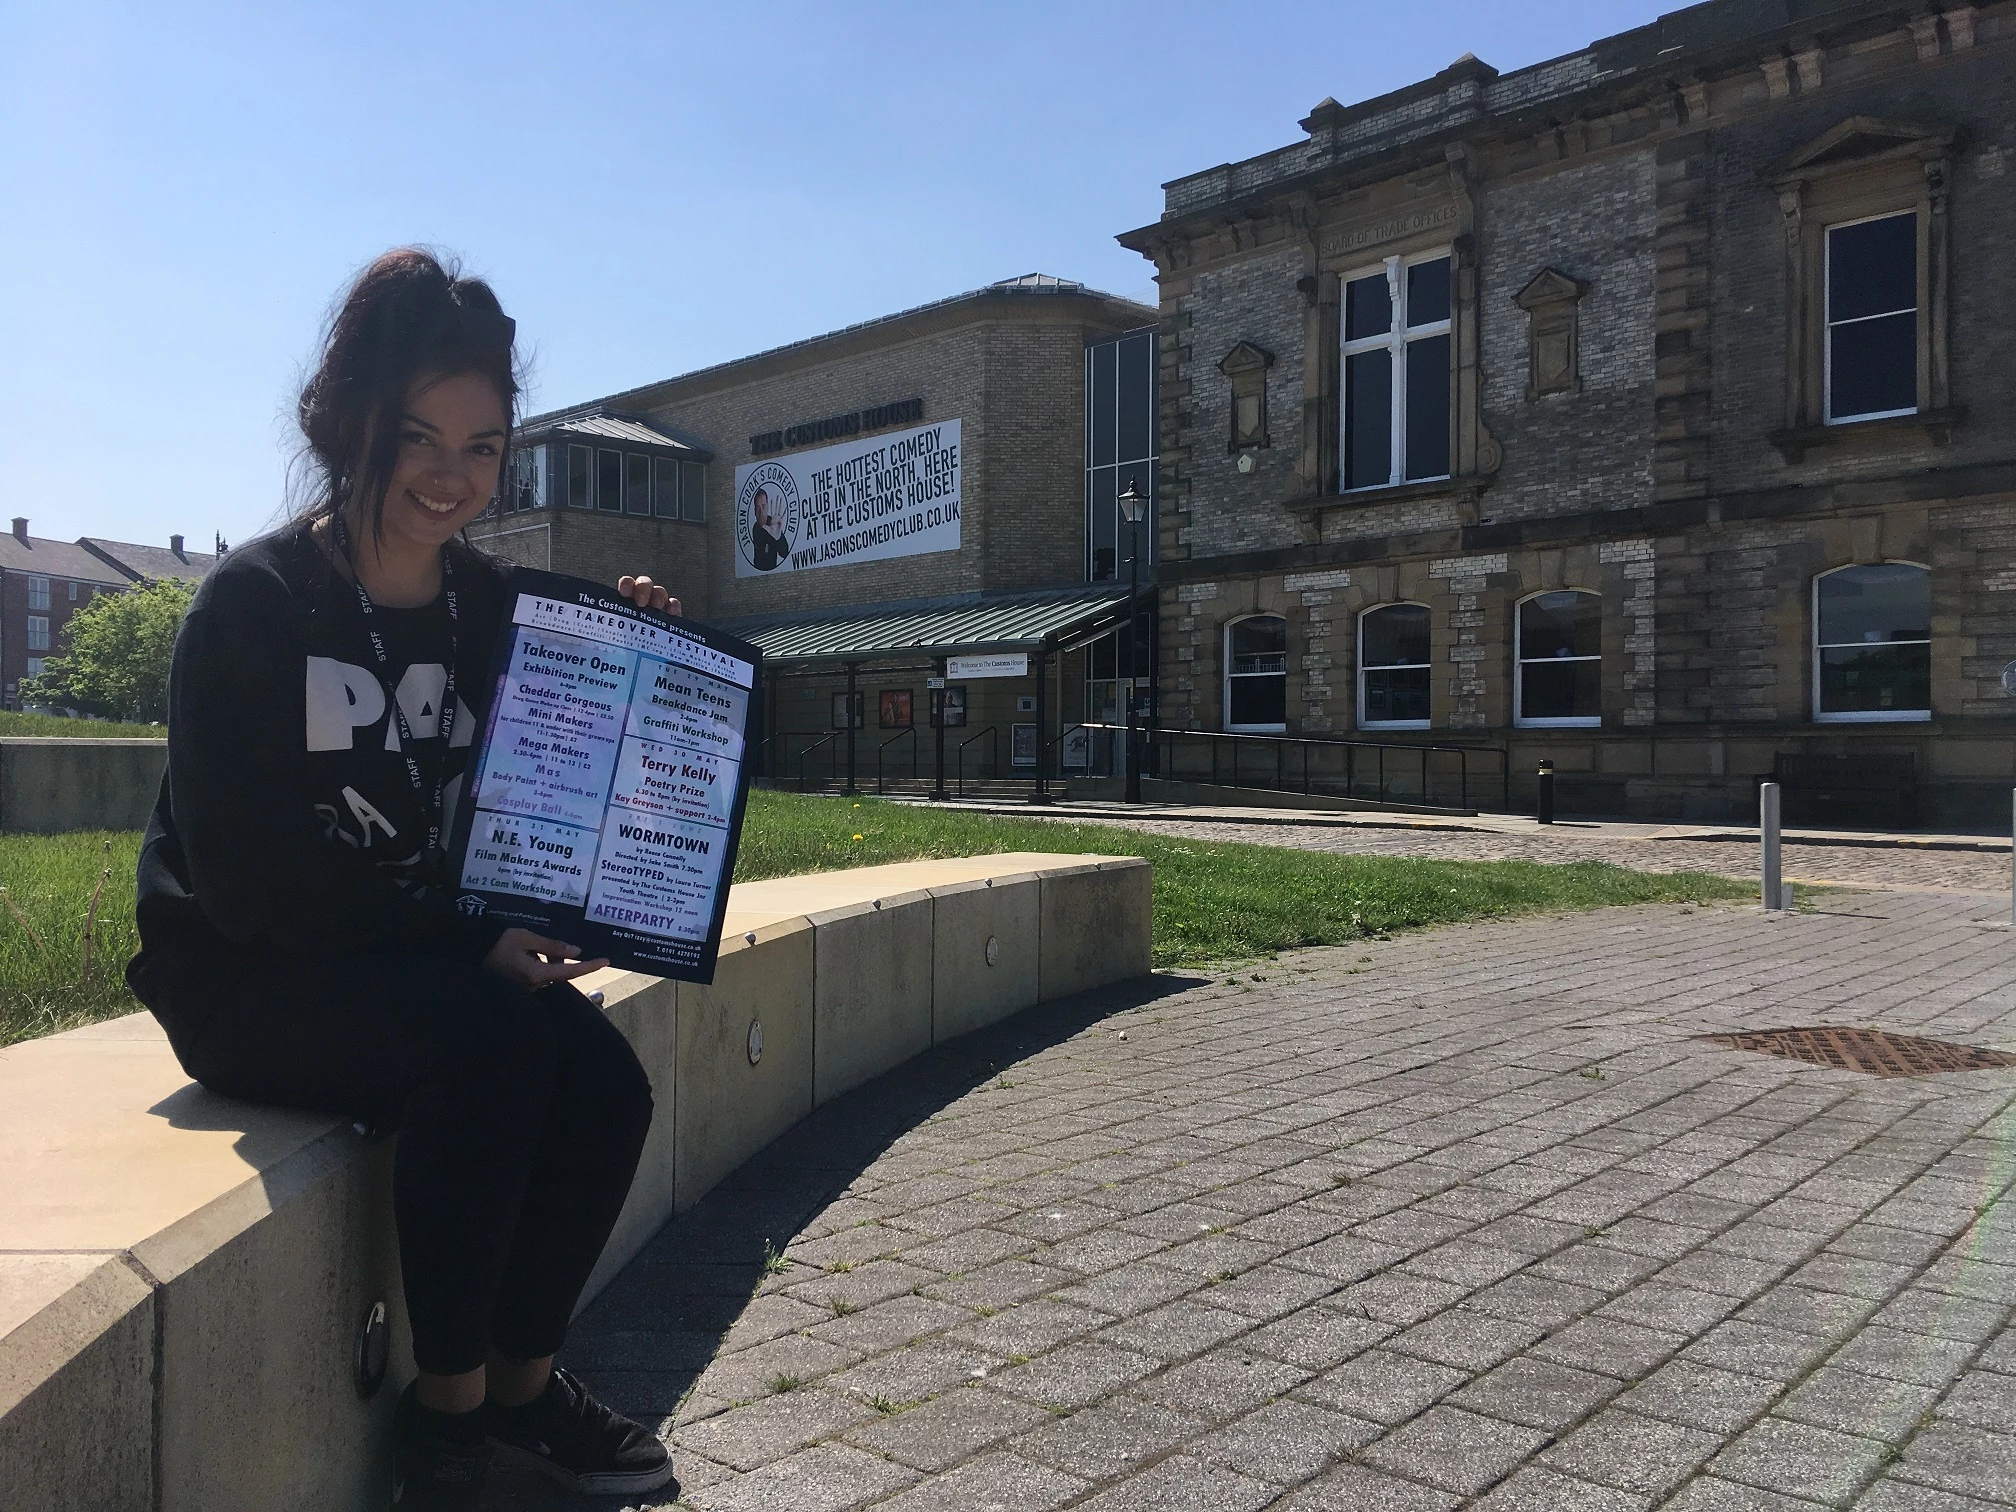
[1118,479,1147,804]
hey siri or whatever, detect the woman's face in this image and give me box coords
[374,372,508,554]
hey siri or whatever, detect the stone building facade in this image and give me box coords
[1119,0,2016,823]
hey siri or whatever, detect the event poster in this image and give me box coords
[447,568,762,982]
[733,418,961,577]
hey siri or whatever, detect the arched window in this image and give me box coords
[1225,616,1287,731]
[1359,604,1431,729]
[1515,590,1602,727]
[1814,563,1930,722]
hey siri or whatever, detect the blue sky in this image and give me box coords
[0,0,1676,551]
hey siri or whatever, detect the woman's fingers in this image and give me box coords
[615,575,679,614]
[518,931,584,961]
[530,957,610,986]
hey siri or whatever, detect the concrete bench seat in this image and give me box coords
[0,852,1151,1511]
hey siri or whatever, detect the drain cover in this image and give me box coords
[1700,1026,2016,1078]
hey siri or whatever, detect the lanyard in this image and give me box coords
[330,513,459,862]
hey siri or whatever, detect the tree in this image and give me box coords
[22,577,195,723]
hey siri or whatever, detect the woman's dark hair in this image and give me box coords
[296,247,519,542]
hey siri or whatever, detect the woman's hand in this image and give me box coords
[617,575,680,615]
[482,928,609,991]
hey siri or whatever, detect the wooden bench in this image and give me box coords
[1769,752,1918,827]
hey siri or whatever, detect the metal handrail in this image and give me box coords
[954,725,998,799]
[1072,721,1510,812]
[792,731,839,793]
[876,726,919,795]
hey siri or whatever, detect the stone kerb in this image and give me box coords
[0,851,1150,1511]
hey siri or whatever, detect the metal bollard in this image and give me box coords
[1760,781,1782,911]
[1537,759,1555,826]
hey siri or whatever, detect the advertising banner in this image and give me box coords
[448,569,762,981]
[733,418,960,577]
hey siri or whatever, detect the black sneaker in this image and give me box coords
[484,1366,676,1497]
[391,1384,491,1508]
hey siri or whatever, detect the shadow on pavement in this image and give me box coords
[487,968,1208,1510]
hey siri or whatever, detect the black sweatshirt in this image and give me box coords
[129,523,514,1053]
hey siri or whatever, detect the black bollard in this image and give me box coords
[1537,759,1555,826]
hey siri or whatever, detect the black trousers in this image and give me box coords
[171,952,653,1376]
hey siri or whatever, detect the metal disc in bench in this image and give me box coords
[354,1300,390,1399]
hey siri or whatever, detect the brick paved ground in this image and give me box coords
[1025,813,2016,895]
[491,888,2016,1510]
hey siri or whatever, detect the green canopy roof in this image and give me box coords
[739,584,1142,668]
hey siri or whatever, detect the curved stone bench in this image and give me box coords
[0,852,1151,1511]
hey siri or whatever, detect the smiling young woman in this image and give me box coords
[125,249,679,1508]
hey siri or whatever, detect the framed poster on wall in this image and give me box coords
[930,686,967,728]
[1011,722,1037,767]
[879,690,912,728]
[1062,725,1090,770]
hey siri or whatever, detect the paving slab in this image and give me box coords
[484,887,2016,1509]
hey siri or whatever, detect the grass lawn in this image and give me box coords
[0,711,164,738]
[0,792,1750,1047]
[0,831,141,1047]
[738,792,1751,969]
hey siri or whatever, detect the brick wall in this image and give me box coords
[1478,150,1658,523]
[1177,245,1309,559]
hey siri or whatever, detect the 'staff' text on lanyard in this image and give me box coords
[332,514,459,862]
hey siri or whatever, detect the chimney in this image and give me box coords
[10,518,26,544]
[169,533,185,557]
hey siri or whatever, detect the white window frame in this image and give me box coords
[25,575,49,611]
[67,580,78,601]
[1812,561,1931,724]
[1824,209,1918,426]
[1340,251,1453,492]
[1514,590,1603,730]
[1357,602,1432,731]
[1224,614,1288,733]
[25,615,49,652]
[24,657,43,679]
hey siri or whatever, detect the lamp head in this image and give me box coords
[1117,479,1147,525]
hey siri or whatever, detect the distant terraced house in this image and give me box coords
[0,517,217,707]
[1118,0,2016,826]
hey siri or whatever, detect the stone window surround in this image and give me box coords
[1768,117,1961,464]
[1356,601,1434,732]
[1512,587,1603,729]
[1513,268,1589,400]
[1811,559,1932,725]
[1218,341,1274,453]
[1224,612,1289,733]
[1291,157,1500,520]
